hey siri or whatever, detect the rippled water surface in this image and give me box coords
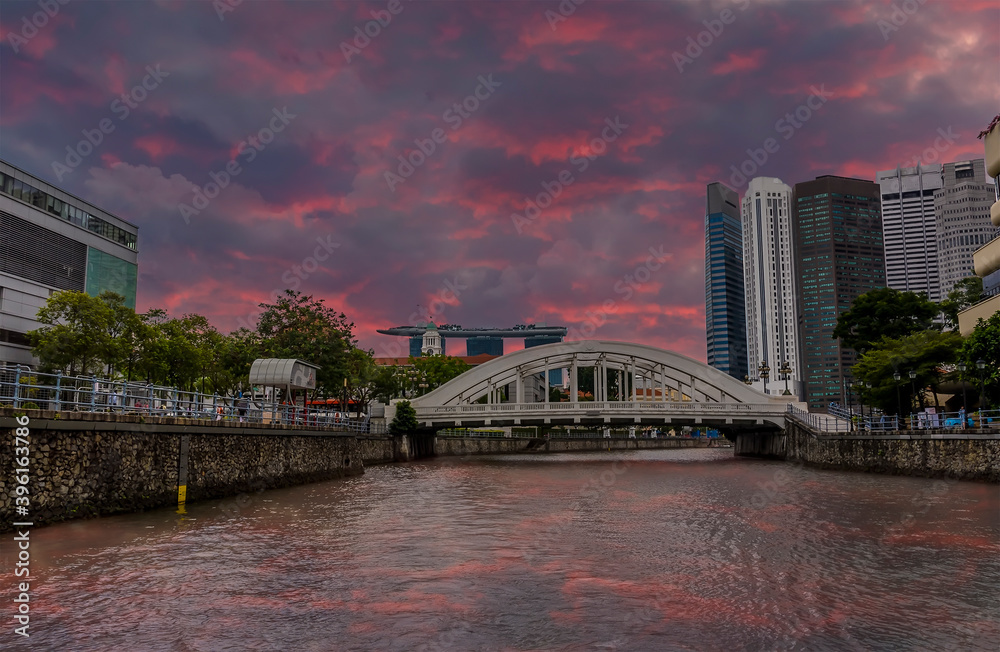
[5,448,999,651]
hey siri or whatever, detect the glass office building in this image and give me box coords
[0,160,138,366]
[704,182,748,380]
[793,175,884,411]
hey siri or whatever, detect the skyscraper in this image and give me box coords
[792,175,884,411]
[704,182,747,380]
[934,159,999,298]
[741,177,799,396]
[877,164,944,301]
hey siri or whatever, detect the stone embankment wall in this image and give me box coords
[736,420,1000,482]
[0,408,369,531]
[434,436,712,456]
[356,435,410,465]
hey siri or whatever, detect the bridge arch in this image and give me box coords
[409,340,794,430]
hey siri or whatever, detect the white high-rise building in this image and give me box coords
[877,164,944,301]
[741,177,800,396]
[934,159,999,297]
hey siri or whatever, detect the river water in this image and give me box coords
[6,449,999,651]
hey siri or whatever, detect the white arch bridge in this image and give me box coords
[409,341,803,432]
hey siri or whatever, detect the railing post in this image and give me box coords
[12,365,22,408]
[90,375,97,411]
[54,370,62,412]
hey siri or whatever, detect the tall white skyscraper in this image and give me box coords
[877,164,944,301]
[741,177,799,396]
[934,159,999,297]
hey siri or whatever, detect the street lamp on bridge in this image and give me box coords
[908,370,917,412]
[778,360,792,396]
[758,360,770,395]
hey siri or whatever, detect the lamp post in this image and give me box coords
[759,360,770,395]
[845,375,854,431]
[854,381,865,428]
[957,362,968,411]
[893,372,902,427]
[778,360,792,395]
[743,375,752,386]
[977,359,988,410]
[343,377,348,419]
[908,370,917,412]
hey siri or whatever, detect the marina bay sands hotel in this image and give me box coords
[376,323,567,358]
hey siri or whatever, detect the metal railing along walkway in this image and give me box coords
[0,365,386,434]
[786,404,998,435]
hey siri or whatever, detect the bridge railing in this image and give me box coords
[422,401,789,415]
[0,365,386,434]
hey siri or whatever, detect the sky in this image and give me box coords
[1,0,998,360]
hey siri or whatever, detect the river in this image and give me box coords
[5,448,999,651]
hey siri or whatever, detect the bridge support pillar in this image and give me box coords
[734,431,787,459]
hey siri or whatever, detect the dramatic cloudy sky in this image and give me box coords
[1,0,997,359]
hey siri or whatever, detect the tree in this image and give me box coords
[832,287,939,353]
[256,290,355,397]
[941,276,984,329]
[390,400,418,434]
[372,365,402,403]
[100,292,148,380]
[853,330,963,413]
[409,354,471,392]
[346,347,380,415]
[217,328,263,396]
[960,311,1000,407]
[29,290,126,376]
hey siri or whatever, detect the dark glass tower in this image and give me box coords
[704,182,748,380]
[792,175,884,411]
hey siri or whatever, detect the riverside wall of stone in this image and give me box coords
[736,419,1000,482]
[0,408,366,531]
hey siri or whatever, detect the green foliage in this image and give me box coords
[345,347,379,414]
[832,287,939,353]
[940,276,983,329]
[960,311,1000,405]
[389,400,418,434]
[372,365,402,403]
[256,290,355,396]
[853,330,963,413]
[29,290,114,375]
[408,354,471,393]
